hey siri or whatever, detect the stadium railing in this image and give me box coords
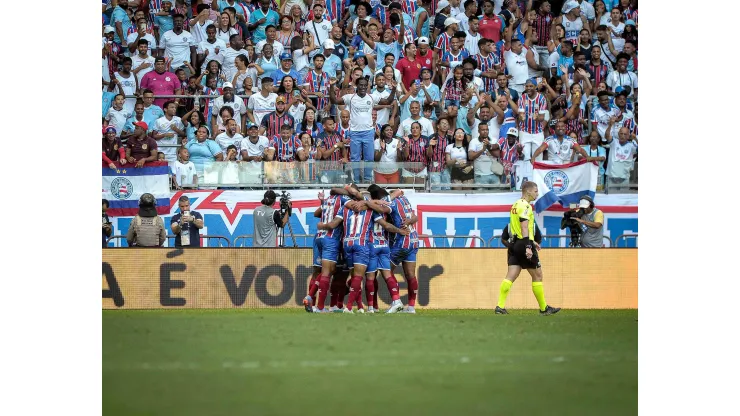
[106,235,232,247]
[613,234,638,248]
[232,234,314,247]
[417,234,487,248]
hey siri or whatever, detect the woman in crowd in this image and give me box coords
[186,125,223,179]
[446,127,473,190]
[253,43,280,85]
[182,109,208,143]
[295,107,323,139]
[276,15,299,49]
[373,124,401,184]
[216,12,239,46]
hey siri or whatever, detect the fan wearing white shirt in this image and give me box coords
[160,15,197,74]
[189,5,215,44]
[104,93,132,138]
[305,4,332,47]
[240,123,270,161]
[173,148,198,188]
[197,24,227,71]
[114,58,139,114]
[212,82,248,132]
[247,78,278,126]
[255,26,285,58]
[127,18,158,57]
[606,53,637,100]
[132,39,156,84]
[221,34,247,76]
[150,100,186,162]
[604,125,637,185]
[396,101,435,138]
[215,118,245,155]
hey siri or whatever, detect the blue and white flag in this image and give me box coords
[102,161,170,216]
[532,159,598,213]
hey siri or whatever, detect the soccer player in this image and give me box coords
[316,185,368,313]
[360,187,410,313]
[304,188,352,313]
[368,185,414,313]
[495,181,561,316]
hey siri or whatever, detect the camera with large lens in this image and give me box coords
[561,208,585,247]
[279,191,291,214]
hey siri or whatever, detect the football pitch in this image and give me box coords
[103,309,637,415]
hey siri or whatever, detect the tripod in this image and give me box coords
[277,209,297,247]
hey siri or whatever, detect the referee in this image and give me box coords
[495,181,561,316]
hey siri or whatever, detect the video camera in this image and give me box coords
[561,205,585,247]
[279,191,291,215]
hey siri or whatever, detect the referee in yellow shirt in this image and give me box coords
[495,181,561,316]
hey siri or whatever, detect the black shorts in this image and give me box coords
[507,240,541,269]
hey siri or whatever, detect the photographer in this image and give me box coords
[561,202,586,247]
[253,190,291,247]
[572,196,605,248]
[102,199,113,248]
[170,196,204,247]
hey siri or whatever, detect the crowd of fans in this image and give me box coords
[102,0,638,189]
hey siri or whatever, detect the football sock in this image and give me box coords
[385,274,401,301]
[330,277,343,307]
[316,275,331,310]
[532,282,547,312]
[347,276,363,309]
[307,273,320,299]
[365,277,375,308]
[337,278,347,309]
[407,277,419,307]
[372,277,378,308]
[497,279,513,309]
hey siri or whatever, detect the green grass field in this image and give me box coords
[103,309,637,416]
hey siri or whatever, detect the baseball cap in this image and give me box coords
[247,121,258,129]
[444,17,459,28]
[578,195,594,209]
[506,127,519,136]
[276,95,286,104]
[625,19,636,27]
[437,0,450,11]
[104,26,115,34]
[323,39,335,49]
[222,82,234,89]
[562,0,579,14]
[103,126,116,134]
[417,36,430,45]
[615,86,632,96]
[280,52,292,61]
[353,51,366,61]
[133,121,148,130]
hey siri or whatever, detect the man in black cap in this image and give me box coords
[125,193,167,247]
[253,190,291,247]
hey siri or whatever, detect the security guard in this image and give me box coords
[125,193,167,247]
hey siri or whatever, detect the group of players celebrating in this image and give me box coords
[302,180,560,316]
[303,183,418,314]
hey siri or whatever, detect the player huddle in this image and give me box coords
[304,184,418,314]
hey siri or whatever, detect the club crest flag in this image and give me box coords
[102,161,170,216]
[532,159,598,213]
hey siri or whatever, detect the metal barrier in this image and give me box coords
[613,234,638,248]
[232,234,315,247]
[417,234,487,248]
[105,235,232,247]
[537,234,613,248]
[486,234,612,248]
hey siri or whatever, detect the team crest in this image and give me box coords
[110,177,133,200]
[543,170,569,195]
[165,77,171,81]
[142,144,148,150]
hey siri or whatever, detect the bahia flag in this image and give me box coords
[532,159,598,213]
[102,161,170,216]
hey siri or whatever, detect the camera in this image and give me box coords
[279,191,291,213]
[561,206,585,247]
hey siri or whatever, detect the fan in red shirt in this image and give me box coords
[395,42,422,90]
[479,0,504,43]
[102,127,127,169]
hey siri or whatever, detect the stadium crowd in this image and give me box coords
[102,0,638,189]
